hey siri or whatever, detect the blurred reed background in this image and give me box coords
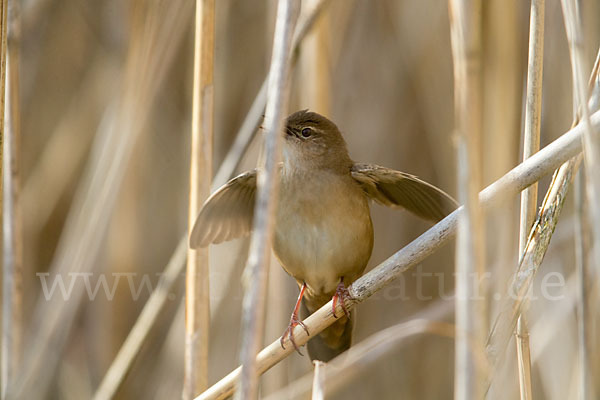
[1,0,599,399]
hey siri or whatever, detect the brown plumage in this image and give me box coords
[189,110,458,361]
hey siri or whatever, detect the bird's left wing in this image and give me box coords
[189,170,257,248]
[351,163,458,222]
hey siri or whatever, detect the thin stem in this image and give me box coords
[0,0,4,253]
[0,0,6,395]
[515,317,533,400]
[234,1,299,399]
[515,1,545,398]
[185,0,214,398]
[574,169,593,400]
[299,0,330,114]
[311,361,325,400]
[195,109,600,400]
[1,0,22,398]
[448,0,486,398]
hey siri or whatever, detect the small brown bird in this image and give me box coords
[190,110,457,361]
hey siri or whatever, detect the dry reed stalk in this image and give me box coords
[300,6,330,399]
[92,238,187,400]
[515,317,532,399]
[11,2,194,398]
[448,0,486,398]
[561,0,600,285]
[0,2,7,396]
[196,110,600,400]
[212,0,331,188]
[574,170,593,400]
[185,0,214,398]
[0,0,4,230]
[311,361,325,400]
[574,48,600,400]
[515,1,545,398]
[299,0,330,114]
[1,0,22,398]
[234,1,299,399]
[482,0,520,315]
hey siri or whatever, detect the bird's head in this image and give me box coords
[282,110,352,172]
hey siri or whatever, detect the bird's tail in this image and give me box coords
[300,298,354,362]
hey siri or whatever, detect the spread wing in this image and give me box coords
[351,163,458,222]
[189,170,257,248]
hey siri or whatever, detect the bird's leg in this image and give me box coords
[280,282,310,355]
[332,277,353,319]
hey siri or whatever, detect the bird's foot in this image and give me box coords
[280,313,309,355]
[332,280,353,319]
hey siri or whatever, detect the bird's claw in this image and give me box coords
[332,281,353,319]
[280,314,309,355]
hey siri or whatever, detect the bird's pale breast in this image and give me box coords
[273,170,374,297]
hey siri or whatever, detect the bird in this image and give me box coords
[189,110,458,362]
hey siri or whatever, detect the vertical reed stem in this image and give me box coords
[185,0,214,398]
[449,1,487,398]
[311,361,325,400]
[574,170,592,400]
[299,0,330,114]
[515,1,545,398]
[1,0,21,397]
[0,0,6,393]
[235,1,299,399]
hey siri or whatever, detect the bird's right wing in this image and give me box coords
[189,170,257,248]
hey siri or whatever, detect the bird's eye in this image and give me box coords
[301,127,312,138]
